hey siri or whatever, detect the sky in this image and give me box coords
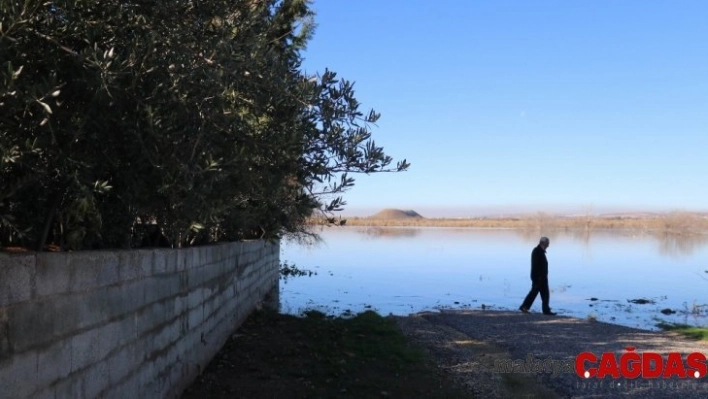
[300,1,708,217]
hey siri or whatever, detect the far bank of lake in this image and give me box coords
[312,211,708,233]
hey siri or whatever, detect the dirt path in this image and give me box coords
[393,313,560,398]
[393,310,708,399]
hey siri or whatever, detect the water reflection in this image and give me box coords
[358,227,421,239]
[508,227,708,258]
[654,232,708,258]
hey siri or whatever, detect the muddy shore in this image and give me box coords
[394,310,708,398]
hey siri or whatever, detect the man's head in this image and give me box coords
[539,236,550,249]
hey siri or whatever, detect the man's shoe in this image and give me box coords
[519,306,529,314]
[543,311,557,316]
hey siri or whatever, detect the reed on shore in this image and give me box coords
[309,211,708,234]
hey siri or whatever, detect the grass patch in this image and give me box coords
[183,309,475,398]
[656,321,708,341]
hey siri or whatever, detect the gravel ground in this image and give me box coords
[394,310,708,399]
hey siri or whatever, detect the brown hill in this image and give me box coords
[369,209,424,220]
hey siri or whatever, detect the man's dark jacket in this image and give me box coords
[530,245,548,283]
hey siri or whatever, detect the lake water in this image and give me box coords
[279,226,708,331]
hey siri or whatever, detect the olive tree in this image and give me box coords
[0,0,408,250]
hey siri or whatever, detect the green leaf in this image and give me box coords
[37,100,52,114]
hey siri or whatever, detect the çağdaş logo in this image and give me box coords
[575,347,707,379]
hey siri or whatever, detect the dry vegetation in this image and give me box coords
[311,210,708,234]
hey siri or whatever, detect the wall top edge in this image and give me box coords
[0,239,279,257]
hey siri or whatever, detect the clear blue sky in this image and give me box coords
[301,1,708,217]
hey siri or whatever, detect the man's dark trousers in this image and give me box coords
[521,280,550,313]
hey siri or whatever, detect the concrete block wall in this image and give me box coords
[0,240,280,399]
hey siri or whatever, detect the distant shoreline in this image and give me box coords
[310,212,708,234]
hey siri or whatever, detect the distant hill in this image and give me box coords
[369,208,424,219]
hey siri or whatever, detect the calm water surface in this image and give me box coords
[279,226,708,330]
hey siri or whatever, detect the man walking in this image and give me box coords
[519,237,557,315]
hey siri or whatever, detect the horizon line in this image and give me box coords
[334,206,708,219]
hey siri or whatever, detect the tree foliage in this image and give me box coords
[0,0,408,250]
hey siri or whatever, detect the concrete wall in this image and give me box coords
[0,240,280,399]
